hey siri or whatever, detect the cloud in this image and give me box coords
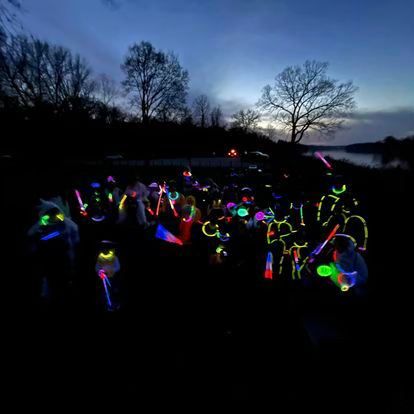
[331,107,414,144]
[260,107,414,144]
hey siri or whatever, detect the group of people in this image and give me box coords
[27,165,368,311]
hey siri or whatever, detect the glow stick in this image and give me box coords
[168,191,179,201]
[344,215,368,251]
[317,195,325,222]
[98,270,112,308]
[315,151,333,169]
[300,205,305,226]
[334,233,357,245]
[332,184,346,195]
[91,215,106,222]
[265,207,275,223]
[99,250,115,260]
[168,197,179,217]
[155,192,163,217]
[75,189,86,212]
[202,221,219,237]
[40,214,50,226]
[41,231,60,241]
[219,232,230,242]
[155,224,183,245]
[119,194,127,210]
[56,213,64,222]
[264,252,273,280]
[312,224,340,256]
[293,249,300,271]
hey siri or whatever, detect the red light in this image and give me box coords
[264,269,273,280]
[242,196,248,202]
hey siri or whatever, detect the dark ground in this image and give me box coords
[3,155,412,412]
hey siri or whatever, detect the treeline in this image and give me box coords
[0,33,259,129]
[0,31,279,157]
[347,136,414,166]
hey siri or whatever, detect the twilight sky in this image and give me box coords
[18,0,414,143]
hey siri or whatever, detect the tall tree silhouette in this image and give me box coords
[258,60,357,144]
[0,35,95,112]
[231,109,260,132]
[121,41,189,124]
[193,94,210,128]
[210,105,223,128]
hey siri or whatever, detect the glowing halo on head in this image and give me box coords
[99,250,115,260]
[167,191,179,201]
[332,184,347,195]
[202,221,219,237]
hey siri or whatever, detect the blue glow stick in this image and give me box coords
[102,277,112,308]
[41,231,60,241]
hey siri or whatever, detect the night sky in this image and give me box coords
[19,0,414,143]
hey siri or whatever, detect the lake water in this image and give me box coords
[307,149,408,169]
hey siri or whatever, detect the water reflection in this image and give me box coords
[307,149,408,169]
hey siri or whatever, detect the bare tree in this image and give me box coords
[121,41,189,123]
[258,60,357,144]
[210,105,223,128]
[95,73,118,106]
[0,35,95,110]
[0,0,21,37]
[263,123,278,141]
[193,94,210,127]
[179,106,194,125]
[231,108,260,132]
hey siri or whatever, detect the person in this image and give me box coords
[179,196,202,244]
[181,166,195,194]
[28,199,79,304]
[118,178,149,227]
[334,236,368,294]
[95,241,121,311]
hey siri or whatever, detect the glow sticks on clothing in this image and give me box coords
[40,231,60,241]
